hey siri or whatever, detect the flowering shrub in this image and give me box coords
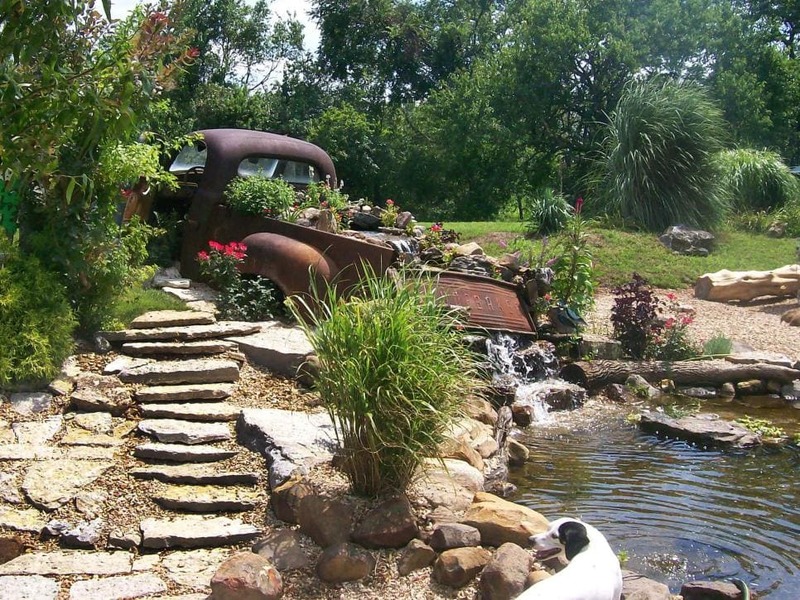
[381,198,399,227]
[303,179,349,210]
[197,240,286,321]
[652,293,699,360]
[225,175,295,217]
[420,222,459,251]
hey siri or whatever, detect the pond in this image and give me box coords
[510,401,800,599]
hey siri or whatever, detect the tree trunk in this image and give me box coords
[694,264,800,302]
[560,359,799,390]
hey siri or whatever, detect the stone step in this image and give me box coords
[100,322,260,343]
[122,340,238,357]
[133,442,238,463]
[139,402,241,422]
[130,464,259,486]
[136,383,234,403]
[138,419,232,445]
[140,515,260,549]
[119,359,240,386]
[0,550,133,575]
[152,484,261,512]
[129,310,216,329]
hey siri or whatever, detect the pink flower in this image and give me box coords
[186,47,200,59]
[681,316,693,326]
[196,251,209,262]
[430,222,443,232]
[544,293,552,302]
[386,199,394,206]
[665,317,676,329]
[208,240,223,252]
[320,201,329,208]
[575,197,584,214]
[666,292,677,301]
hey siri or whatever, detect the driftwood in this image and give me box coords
[560,359,799,390]
[694,264,800,302]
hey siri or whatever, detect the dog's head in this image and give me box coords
[529,517,591,562]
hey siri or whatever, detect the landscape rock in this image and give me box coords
[11,416,63,445]
[130,464,258,485]
[139,401,241,422]
[73,412,112,433]
[140,516,260,549]
[444,441,484,472]
[781,380,800,401]
[625,375,662,399]
[432,546,492,588]
[160,548,230,590]
[0,550,132,575]
[0,575,59,599]
[136,383,234,402]
[622,570,671,600]
[781,306,800,326]
[133,442,237,463]
[129,310,215,329]
[138,419,232,445]
[107,530,141,550]
[396,539,436,576]
[103,356,151,375]
[22,459,113,510]
[479,542,533,600]
[422,458,484,493]
[252,529,310,571]
[0,535,26,564]
[461,492,550,547]
[153,484,261,512]
[123,340,238,356]
[118,358,240,385]
[61,518,104,548]
[638,412,760,449]
[463,396,498,426]
[429,523,482,551]
[68,573,167,600]
[228,322,314,378]
[270,477,314,524]
[99,321,259,343]
[210,552,283,600]
[297,495,354,548]
[0,473,21,504]
[8,393,52,415]
[351,495,419,549]
[507,439,530,467]
[735,379,766,395]
[725,351,796,368]
[75,491,108,519]
[316,542,376,583]
[659,225,714,256]
[70,374,132,416]
[680,580,746,600]
[604,383,638,404]
[59,429,124,447]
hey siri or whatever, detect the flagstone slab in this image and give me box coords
[0,575,59,599]
[138,419,232,445]
[8,393,52,415]
[73,412,113,434]
[11,416,63,445]
[227,321,312,377]
[130,310,216,329]
[139,402,241,422]
[100,322,260,343]
[122,340,238,356]
[133,442,238,463]
[22,459,114,510]
[0,550,133,575]
[136,383,234,403]
[140,516,259,549]
[0,507,46,533]
[68,573,167,600]
[60,429,125,447]
[130,464,258,486]
[160,548,230,590]
[119,359,240,386]
[153,484,261,512]
[0,420,15,444]
[0,445,61,460]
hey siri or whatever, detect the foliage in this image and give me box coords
[290,266,480,496]
[225,175,296,217]
[596,79,729,232]
[109,285,188,330]
[736,416,786,439]
[548,202,595,314]
[98,142,178,193]
[0,240,76,386]
[381,199,400,228]
[197,240,284,321]
[715,149,799,212]
[703,334,733,357]
[527,189,572,236]
[610,274,662,359]
[302,180,349,211]
[652,308,699,361]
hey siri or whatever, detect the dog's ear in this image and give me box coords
[558,521,590,561]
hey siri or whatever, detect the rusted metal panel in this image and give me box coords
[434,271,535,334]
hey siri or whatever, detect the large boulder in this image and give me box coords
[478,542,533,600]
[351,495,418,549]
[315,542,375,583]
[396,539,436,576]
[210,552,282,600]
[638,412,760,449]
[296,495,353,548]
[461,492,549,547]
[432,547,492,588]
[659,225,714,256]
[622,570,671,599]
[680,580,747,600]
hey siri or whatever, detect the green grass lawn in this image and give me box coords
[443,221,796,289]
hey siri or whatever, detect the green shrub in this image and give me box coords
[773,200,800,237]
[291,267,481,497]
[0,242,76,386]
[703,334,732,357]
[527,188,572,235]
[302,180,349,210]
[226,175,296,217]
[549,203,596,314]
[597,79,729,232]
[715,149,799,212]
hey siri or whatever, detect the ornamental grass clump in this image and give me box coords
[291,267,481,497]
[715,149,799,212]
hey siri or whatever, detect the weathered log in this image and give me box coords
[560,359,799,390]
[694,264,800,302]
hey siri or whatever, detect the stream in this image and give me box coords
[509,402,800,599]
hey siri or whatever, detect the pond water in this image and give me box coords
[509,402,800,599]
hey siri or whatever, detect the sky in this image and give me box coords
[111,0,320,50]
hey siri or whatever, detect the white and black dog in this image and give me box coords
[517,517,623,600]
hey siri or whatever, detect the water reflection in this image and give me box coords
[510,408,800,599]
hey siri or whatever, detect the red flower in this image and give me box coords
[386,199,394,206]
[208,240,223,252]
[681,316,694,326]
[575,197,584,214]
[666,292,677,301]
[186,47,200,59]
[665,317,676,329]
[320,201,329,208]
[120,188,133,198]
[430,222,443,232]
[196,251,209,262]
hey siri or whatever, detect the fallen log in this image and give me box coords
[694,264,800,302]
[560,359,799,390]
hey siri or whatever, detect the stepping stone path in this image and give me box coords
[0,310,272,599]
